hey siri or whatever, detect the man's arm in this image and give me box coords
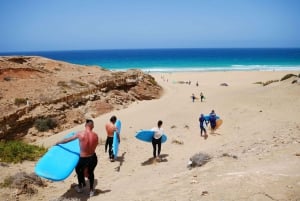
[56,133,78,145]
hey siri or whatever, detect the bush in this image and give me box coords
[0,140,47,163]
[14,98,27,106]
[3,77,11,81]
[34,118,57,132]
[280,74,296,81]
[253,81,263,85]
[263,79,279,86]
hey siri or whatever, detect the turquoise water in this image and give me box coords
[1,48,300,72]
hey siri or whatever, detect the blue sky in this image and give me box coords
[0,0,300,52]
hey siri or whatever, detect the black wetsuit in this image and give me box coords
[152,137,162,158]
[199,116,207,136]
[105,136,114,159]
[210,114,217,129]
[75,153,98,190]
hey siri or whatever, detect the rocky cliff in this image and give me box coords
[0,56,162,141]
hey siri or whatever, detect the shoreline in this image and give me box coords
[113,67,300,73]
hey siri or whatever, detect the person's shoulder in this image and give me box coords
[74,131,84,139]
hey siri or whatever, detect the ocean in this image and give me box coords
[1,48,300,72]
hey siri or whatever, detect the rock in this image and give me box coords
[0,56,162,140]
[220,83,229,86]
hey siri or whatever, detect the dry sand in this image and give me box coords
[1,71,300,201]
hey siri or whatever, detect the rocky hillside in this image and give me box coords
[0,56,162,141]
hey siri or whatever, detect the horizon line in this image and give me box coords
[1,47,300,54]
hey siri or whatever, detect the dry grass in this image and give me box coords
[171,139,184,145]
[0,172,47,195]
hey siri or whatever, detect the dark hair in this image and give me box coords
[85,119,94,127]
[86,119,93,124]
[110,115,117,123]
[157,120,163,127]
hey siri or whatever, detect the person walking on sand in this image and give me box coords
[199,114,208,139]
[191,93,196,102]
[105,115,119,162]
[56,119,98,197]
[151,120,164,161]
[209,110,217,133]
[200,92,205,102]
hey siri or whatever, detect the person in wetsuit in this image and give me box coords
[56,119,98,197]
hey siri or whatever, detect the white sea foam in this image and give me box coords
[111,65,300,73]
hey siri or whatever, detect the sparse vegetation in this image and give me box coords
[7,57,28,64]
[0,140,47,163]
[148,77,158,85]
[172,139,184,145]
[70,79,88,87]
[14,98,27,106]
[253,80,279,86]
[34,117,57,132]
[57,81,69,88]
[0,172,46,195]
[3,76,11,81]
[262,79,279,86]
[280,73,296,81]
[187,152,211,169]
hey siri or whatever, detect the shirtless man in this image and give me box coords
[56,119,98,197]
[105,115,119,162]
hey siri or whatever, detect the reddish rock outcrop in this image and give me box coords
[0,56,162,140]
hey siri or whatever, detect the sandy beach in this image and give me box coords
[1,70,300,201]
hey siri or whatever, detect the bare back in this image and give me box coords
[105,122,116,137]
[77,130,99,157]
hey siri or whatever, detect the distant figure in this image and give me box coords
[56,119,98,197]
[151,120,164,161]
[196,81,199,87]
[209,110,217,133]
[26,98,31,113]
[200,92,205,102]
[191,93,196,102]
[199,114,208,139]
[105,115,119,162]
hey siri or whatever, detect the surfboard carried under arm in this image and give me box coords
[112,120,122,159]
[35,132,80,181]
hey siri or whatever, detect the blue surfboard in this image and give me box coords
[204,115,220,121]
[35,132,80,181]
[135,130,167,143]
[112,120,122,159]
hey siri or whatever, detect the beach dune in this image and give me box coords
[1,71,300,201]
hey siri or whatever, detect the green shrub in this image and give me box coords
[280,74,296,81]
[14,98,27,106]
[3,77,11,81]
[263,79,279,86]
[34,118,57,132]
[0,140,47,163]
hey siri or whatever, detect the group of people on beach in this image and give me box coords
[191,92,205,102]
[55,116,164,197]
[199,110,218,139]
